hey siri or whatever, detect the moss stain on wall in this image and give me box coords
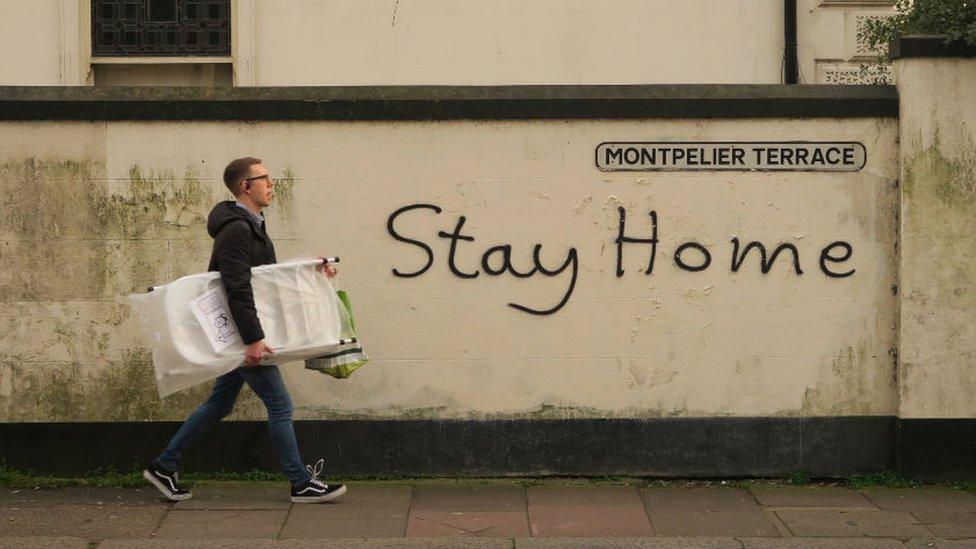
[1,326,267,422]
[3,351,266,422]
[902,141,976,307]
[274,167,296,205]
[801,343,881,416]
[267,166,297,235]
[0,158,275,421]
[900,137,976,415]
[0,159,219,301]
[902,139,976,236]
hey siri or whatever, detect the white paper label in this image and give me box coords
[190,288,242,352]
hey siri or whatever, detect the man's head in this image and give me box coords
[223,156,274,209]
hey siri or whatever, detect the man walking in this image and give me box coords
[143,157,347,504]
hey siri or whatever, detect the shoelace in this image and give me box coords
[306,458,326,485]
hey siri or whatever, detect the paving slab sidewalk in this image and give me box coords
[2,481,976,547]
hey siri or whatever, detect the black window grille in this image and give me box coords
[92,0,231,56]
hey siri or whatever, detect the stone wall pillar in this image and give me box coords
[893,37,976,479]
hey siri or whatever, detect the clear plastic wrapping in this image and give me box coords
[129,258,345,397]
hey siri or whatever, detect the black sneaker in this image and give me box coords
[143,463,193,502]
[291,458,347,503]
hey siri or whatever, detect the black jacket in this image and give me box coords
[207,201,277,344]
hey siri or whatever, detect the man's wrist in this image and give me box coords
[241,333,265,345]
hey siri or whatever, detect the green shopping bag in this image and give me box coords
[305,289,369,379]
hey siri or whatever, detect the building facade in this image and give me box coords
[2,0,893,87]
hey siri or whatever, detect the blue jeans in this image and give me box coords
[155,365,311,487]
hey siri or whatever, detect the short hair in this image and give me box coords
[223,156,262,195]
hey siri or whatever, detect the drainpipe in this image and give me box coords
[784,0,799,83]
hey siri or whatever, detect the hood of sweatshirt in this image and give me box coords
[207,201,261,238]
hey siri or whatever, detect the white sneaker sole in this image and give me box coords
[142,470,193,502]
[291,484,347,503]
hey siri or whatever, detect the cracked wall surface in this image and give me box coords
[0,118,898,421]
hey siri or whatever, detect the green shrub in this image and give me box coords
[863,0,976,51]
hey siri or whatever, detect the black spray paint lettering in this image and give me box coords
[386,203,442,277]
[674,242,711,272]
[482,245,538,278]
[437,216,480,279]
[730,238,803,275]
[389,205,857,315]
[386,203,579,315]
[615,207,658,277]
[613,208,853,278]
[820,241,855,278]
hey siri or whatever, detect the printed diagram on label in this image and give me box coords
[190,288,242,352]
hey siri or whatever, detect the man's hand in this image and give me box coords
[244,340,274,366]
[316,258,338,278]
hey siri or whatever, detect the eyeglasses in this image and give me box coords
[243,174,273,185]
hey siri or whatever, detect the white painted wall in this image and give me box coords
[1,0,903,87]
[0,116,899,421]
[0,0,62,85]
[797,0,895,85]
[250,0,785,85]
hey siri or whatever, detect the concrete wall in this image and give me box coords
[896,55,976,419]
[0,110,899,422]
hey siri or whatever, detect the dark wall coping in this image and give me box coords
[0,84,897,121]
[889,35,976,60]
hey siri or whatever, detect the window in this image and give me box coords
[92,0,230,57]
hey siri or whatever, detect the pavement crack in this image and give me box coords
[766,508,795,537]
[403,484,415,537]
[276,502,294,539]
[149,504,172,538]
